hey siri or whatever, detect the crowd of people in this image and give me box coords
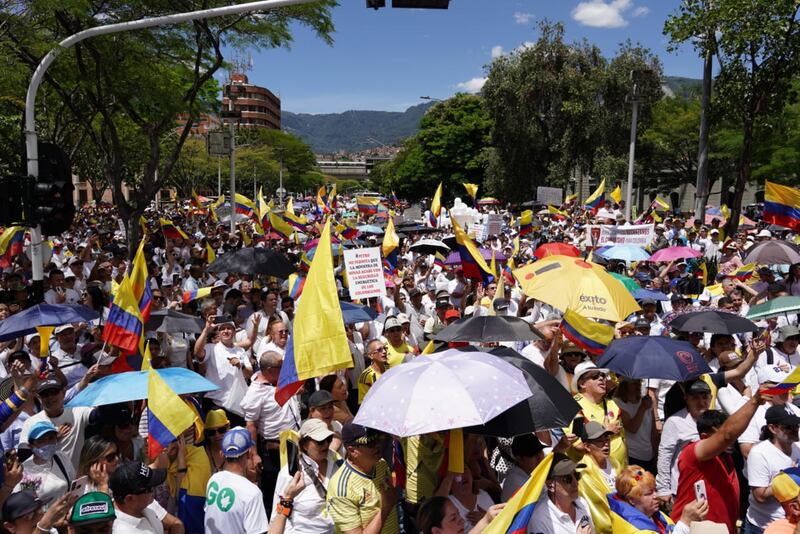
[0,192,797,534]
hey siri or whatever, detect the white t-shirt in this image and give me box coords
[615,398,654,461]
[527,496,594,534]
[203,343,250,416]
[14,452,75,507]
[241,379,300,440]
[746,440,800,528]
[205,470,269,534]
[19,407,93,470]
[112,506,164,534]
[740,403,800,445]
[448,490,495,532]
[272,451,339,534]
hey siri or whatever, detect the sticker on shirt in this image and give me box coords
[207,481,236,512]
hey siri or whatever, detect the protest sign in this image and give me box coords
[584,223,655,248]
[343,247,386,300]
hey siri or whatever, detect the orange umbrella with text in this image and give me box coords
[514,255,640,322]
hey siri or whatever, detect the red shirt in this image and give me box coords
[671,441,739,533]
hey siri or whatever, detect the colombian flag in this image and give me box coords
[268,212,295,240]
[452,217,494,285]
[483,453,554,534]
[382,218,400,275]
[234,193,256,218]
[559,308,615,355]
[0,227,25,267]
[608,493,676,534]
[357,196,381,215]
[129,241,153,323]
[287,273,306,300]
[728,262,756,281]
[160,219,188,241]
[429,182,443,227]
[182,287,212,304]
[103,276,144,353]
[764,181,800,231]
[463,183,478,207]
[763,366,800,395]
[147,369,196,457]
[433,251,447,269]
[519,210,533,237]
[339,223,359,241]
[316,185,330,215]
[584,178,606,214]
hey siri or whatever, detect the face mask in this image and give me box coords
[33,444,57,461]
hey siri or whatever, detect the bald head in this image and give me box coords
[259,350,283,371]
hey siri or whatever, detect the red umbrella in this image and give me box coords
[534,243,580,258]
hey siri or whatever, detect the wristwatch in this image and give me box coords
[276,497,294,517]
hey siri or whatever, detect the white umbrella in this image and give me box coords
[353,349,532,437]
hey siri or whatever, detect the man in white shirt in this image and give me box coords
[205,427,269,534]
[110,462,170,534]
[241,351,300,515]
[50,324,87,389]
[528,454,594,534]
[739,367,800,459]
[755,326,800,378]
[44,269,81,305]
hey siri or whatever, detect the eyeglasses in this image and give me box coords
[554,473,581,484]
[369,347,387,354]
[205,427,229,436]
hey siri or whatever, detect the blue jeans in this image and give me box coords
[743,520,765,534]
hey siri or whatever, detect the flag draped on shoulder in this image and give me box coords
[451,217,494,285]
[429,182,443,227]
[764,181,800,231]
[559,308,615,355]
[483,453,554,534]
[584,178,606,214]
[147,369,196,457]
[276,220,351,405]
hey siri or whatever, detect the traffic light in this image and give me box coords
[0,174,28,226]
[366,0,386,8]
[30,142,75,235]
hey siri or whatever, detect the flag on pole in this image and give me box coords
[518,210,533,237]
[483,453,555,534]
[103,276,144,353]
[382,217,400,277]
[433,251,447,269]
[276,220,352,405]
[159,219,188,241]
[356,196,381,215]
[0,227,25,266]
[451,217,494,285]
[429,182,443,227]
[764,181,800,231]
[129,241,153,323]
[234,193,256,218]
[147,369,196,457]
[463,183,478,206]
[584,178,606,214]
[205,243,216,264]
[559,308,615,355]
[182,287,212,304]
[610,184,622,204]
[268,212,295,241]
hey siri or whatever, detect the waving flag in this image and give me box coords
[205,243,216,264]
[337,222,359,241]
[429,182,443,227]
[129,241,153,323]
[463,183,479,205]
[287,273,306,300]
[160,219,188,241]
[191,189,209,207]
[762,366,800,395]
[610,184,622,204]
[560,308,615,355]
[382,218,400,276]
[234,193,256,218]
[357,196,381,215]
[452,217,494,285]
[328,184,338,210]
[103,276,143,353]
[147,369,196,457]
[565,192,578,204]
[729,263,756,281]
[276,220,351,405]
[390,190,400,206]
[182,287,212,304]
[433,251,447,269]
[266,212,292,240]
[764,181,800,231]
[257,187,270,229]
[0,227,25,266]
[316,185,330,215]
[584,178,606,214]
[519,210,533,237]
[483,453,554,534]
[283,211,309,232]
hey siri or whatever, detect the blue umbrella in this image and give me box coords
[66,368,218,407]
[0,304,100,341]
[340,301,378,324]
[633,288,670,302]
[597,245,651,262]
[597,336,711,381]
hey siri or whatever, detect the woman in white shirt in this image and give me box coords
[271,419,340,534]
[614,378,657,473]
[15,421,74,509]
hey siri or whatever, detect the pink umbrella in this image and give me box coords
[649,246,702,263]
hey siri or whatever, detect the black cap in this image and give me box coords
[492,298,510,311]
[633,317,651,329]
[108,462,167,500]
[37,375,64,394]
[341,423,381,446]
[2,491,43,521]
[766,405,800,426]
[684,379,712,396]
[435,298,450,308]
[308,390,334,408]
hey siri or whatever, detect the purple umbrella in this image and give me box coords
[444,249,506,265]
[649,246,702,263]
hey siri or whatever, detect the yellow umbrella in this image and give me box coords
[514,255,641,321]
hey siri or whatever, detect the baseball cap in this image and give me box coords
[777,325,800,342]
[221,426,255,458]
[444,309,461,320]
[583,421,612,441]
[548,453,586,478]
[341,423,381,446]
[766,405,800,426]
[492,298,510,311]
[396,313,411,325]
[204,409,230,430]
[68,256,83,265]
[757,229,772,238]
[28,421,58,441]
[709,228,720,235]
[68,492,116,526]
[573,361,608,385]
[299,418,334,442]
[772,467,800,503]
[54,324,75,335]
[634,272,651,282]
[384,316,402,331]
[633,317,651,330]
[308,390,334,408]
[108,462,166,500]
[2,491,43,521]
[684,379,712,395]
[758,365,789,385]
[37,376,64,394]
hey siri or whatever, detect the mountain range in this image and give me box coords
[283,76,702,153]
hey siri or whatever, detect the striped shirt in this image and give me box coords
[326,459,399,534]
[358,367,382,404]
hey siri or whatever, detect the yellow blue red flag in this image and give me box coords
[584,178,606,214]
[147,369,196,457]
[764,181,800,231]
[429,182,443,227]
[560,308,615,355]
[483,453,554,534]
[452,217,494,285]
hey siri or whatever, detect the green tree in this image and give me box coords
[665,0,800,233]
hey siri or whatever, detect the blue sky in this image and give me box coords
[244,0,698,115]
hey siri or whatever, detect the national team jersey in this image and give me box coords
[326,459,399,534]
[358,367,382,403]
[204,470,268,534]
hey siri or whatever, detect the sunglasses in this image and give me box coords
[275,329,289,335]
[370,347,387,354]
[205,427,229,436]
[554,473,581,484]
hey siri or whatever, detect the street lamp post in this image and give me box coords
[624,71,646,222]
[23,0,318,283]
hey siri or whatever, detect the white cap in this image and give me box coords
[757,229,772,238]
[573,361,609,385]
[758,365,789,385]
[54,324,75,335]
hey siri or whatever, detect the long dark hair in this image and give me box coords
[417,496,450,534]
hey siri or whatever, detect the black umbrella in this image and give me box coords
[145,309,205,334]
[409,239,450,256]
[207,247,294,277]
[463,346,581,436]
[433,315,543,342]
[668,310,758,335]
[743,240,800,265]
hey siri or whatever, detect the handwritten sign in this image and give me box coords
[343,247,386,300]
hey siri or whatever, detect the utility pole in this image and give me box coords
[624,71,645,222]
[694,46,713,221]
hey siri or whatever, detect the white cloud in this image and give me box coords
[513,11,534,25]
[491,45,505,58]
[516,41,535,52]
[571,0,648,29]
[456,77,487,93]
